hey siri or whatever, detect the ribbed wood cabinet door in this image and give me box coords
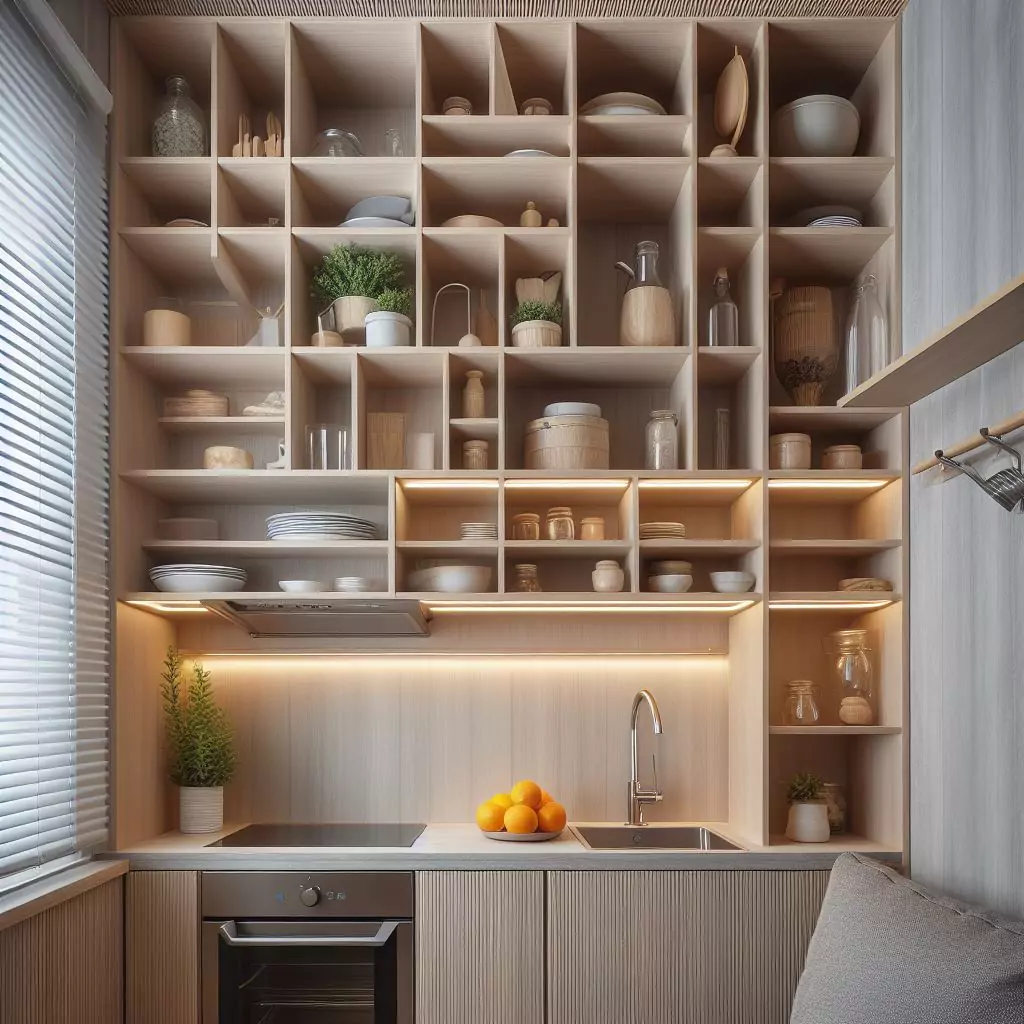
[126,870,200,1024]
[547,870,830,1024]
[416,871,545,1024]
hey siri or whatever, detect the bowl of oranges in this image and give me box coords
[476,779,567,842]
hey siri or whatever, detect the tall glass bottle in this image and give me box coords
[152,76,206,157]
[708,268,739,347]
[844,275,888,393]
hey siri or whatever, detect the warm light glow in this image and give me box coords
[126,600,209,614]
[193,652,732,662]
[401,479,499,491]
[639,479,754,491]
[503,479,630,492]
[769,599,894,611]
[427,600,755,614]
[768,478,891,491]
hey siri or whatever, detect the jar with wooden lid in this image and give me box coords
[442,96,472,116]
[512,564,542,593]
[580,516,606,541]
[769,432,812,470]
[822,444,863,470]
[511,512,540,541]
[827,629,875,725]
[592,560,625,593]
[520,97,553,115]
[462,440,489,470]
[546,507,575,541]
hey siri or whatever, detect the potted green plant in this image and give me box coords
[311,243,405,344]
[785,772,830,843]
[161,647,236,834]
[365,286,414,348]
[511,300,562,348]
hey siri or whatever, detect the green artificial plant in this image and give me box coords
[786,772,824,804]
[161,647,237,788]
[374,286,414,319]
[311,243,405,305]
[510,300,562,328]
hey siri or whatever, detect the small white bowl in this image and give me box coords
[544,401,602,417]
[710,571,755,594]
[772,94,860,157]
[278,580,323,593]
[648,574,693,594]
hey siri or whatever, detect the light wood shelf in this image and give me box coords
[769,539,900,555]
[769,726,901,736]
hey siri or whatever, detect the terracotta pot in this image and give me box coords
[179,786,223,834]
[773,286,838,406]
[785,800,830,843]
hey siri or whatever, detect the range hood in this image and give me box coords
[204,599,430,638]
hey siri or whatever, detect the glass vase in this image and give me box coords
[152,76,206,157]
[844,275,888,393]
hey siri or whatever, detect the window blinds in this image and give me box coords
[0,0,111,883]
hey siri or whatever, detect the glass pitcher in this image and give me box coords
[616,240,666,290]
[615,241,675,346]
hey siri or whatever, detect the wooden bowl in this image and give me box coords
[203,446,254,470]
[441,214,504,229]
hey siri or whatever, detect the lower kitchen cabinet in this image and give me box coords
[547,870,830,1024]
[126,870,200,1024]
[416,871,545,1024]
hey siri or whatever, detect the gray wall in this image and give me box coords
[903,0,1024,917]
[47,0,109,83]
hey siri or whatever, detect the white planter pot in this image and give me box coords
[365,310,413,348]
[785,801,830,843]
[332,296,378,344]
[179,786,224,834]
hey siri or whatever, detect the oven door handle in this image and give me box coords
[218,920,399,948]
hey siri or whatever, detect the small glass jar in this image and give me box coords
[783,680,821,727]
[152,76,206,157]
[822,782,847,834]
[827,629,875,725]
[580,516,606,541]
[512,564,542,593]
[645,410,678,470]
[511,513,540,541]
[463,440,489,470]
[546,508,575,541]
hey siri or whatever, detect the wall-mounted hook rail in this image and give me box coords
[928,414,1024,513]
[912,409,1024,474]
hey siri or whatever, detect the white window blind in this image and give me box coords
[0,0,111,884]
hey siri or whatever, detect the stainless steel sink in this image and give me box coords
[571,825,744,852]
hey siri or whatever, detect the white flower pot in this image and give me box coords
[332,296,378,344]
[365,310,413,348]
[179,786,224,834]
[785,800,830,843]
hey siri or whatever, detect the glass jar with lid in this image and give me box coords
[783,680,821,726]
[512,564,542,593]
[827,629,875,725]
[511,512,540,541]
[545,507,575,541]
[152,76,206,157]
[645,410,679,470]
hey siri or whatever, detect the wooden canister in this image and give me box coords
[511,320,562,348]
[620,286,675,346]
[773,286,838,405]
[524,414,610,470]
[143,308,191,347]
[332,295,377,344]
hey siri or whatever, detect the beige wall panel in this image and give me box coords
[416,871,544,1024]
[0,878,123,1024]
[126,871,200,1024]
[548,870,829,1024]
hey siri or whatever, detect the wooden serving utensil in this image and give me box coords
[711,47,749,157]
[266,111,283,156]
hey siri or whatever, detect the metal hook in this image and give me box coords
[935,436,1024,513]
[980,427,1024,472]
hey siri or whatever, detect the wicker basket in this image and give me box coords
[524,414,610,470]
[772,286,838,406]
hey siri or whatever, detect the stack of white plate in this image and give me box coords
[461,522,498,541]
[150,564,247,593]
[809,215,862,228]
[543,401,602,417]
[266,512,378,542]
[639,522,687,540]
[334,576,372,593]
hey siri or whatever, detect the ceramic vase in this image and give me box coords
[773,286,838,405]
[785,800,830,843]
[179,786,223,834]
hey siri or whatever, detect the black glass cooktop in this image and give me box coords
[210,823,426,848]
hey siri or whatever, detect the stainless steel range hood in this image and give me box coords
[204,599,430,638]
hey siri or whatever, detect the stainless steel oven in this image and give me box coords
[201,872,414,1023]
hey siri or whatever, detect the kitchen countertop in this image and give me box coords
[108,823,901,871]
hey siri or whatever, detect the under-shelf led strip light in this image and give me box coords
[638,479,755,491]
[427,600,756,614]
[767,479,891,491]
[768,599,895,611]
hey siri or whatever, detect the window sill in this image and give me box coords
[0,859,128,933]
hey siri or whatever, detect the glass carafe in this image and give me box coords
[827,629,875,725]
[708,267,739,347]
[615,241,675,346]
[844,275,889,393]
[152,76,206,157]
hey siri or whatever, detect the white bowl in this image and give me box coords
[278,580,323,593]
[407,564,492,594]
[647,574,693,594]
[772,95,860,157]
[543,401,602,417]
[710,571,755,594]
[152,573,246,593]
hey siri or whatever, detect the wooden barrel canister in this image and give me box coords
[524,414,610,470]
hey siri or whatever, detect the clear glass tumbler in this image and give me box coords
[306,424,350,470]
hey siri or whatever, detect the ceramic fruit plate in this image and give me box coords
[504,149,555,157]
[579,92,667,116]
[483,830,564,842]
[339,216,413,229]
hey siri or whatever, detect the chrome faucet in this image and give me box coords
[627,688,664,826]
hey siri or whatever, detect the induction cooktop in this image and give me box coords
[209,823,427,848]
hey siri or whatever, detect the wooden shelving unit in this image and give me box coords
[111,15,905,855]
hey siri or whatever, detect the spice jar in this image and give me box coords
[462,440,489,470]
[769,432,812,470]
[592,560,625,593]
[152,76,206,157]
[827,629,875,725]
[822,782,847,834]
[546,507,575,541]
[520,97,553,115]
[442,96,473,116]
[783,681,821,726]
[511,513,540,541]
[645,410,679,470]
[462,370,485,418]
[512,564,542,593]
[822,444,863,470]
[580,516,606,541]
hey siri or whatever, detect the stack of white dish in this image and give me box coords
[793,205,862,228]
[266,512,378,541]
[639,522,687,540]
[150,564,246,593]
[278,580,323,594]
[334,576,372,593]
[809,215,861,228]
[579,92,667,116]
[647,559,693,594]
[461,522,498,541]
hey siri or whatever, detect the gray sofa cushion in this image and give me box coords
[791,852,1024,1024]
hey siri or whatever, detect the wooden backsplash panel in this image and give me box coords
[206,655,730,824]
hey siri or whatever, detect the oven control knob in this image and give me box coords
[300,886,321,907]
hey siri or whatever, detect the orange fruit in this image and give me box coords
[490,792,513,810]
[504,803,539,835]
[540,789,554,807]
[510,779,542,810]
[538,801,567,833]
[476,801,506,833]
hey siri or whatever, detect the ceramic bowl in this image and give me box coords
[407,564,492,593]
[647,574,693,594]
[544,401,602,417]
[710,571,756,594]
[772,95,860,157]
[278,580,323,593]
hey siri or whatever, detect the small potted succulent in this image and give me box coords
[162,647,236,834]
[511,300,562,348]
[365,286,414,347]
[785,772,830,843]
[311,243,405,344]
